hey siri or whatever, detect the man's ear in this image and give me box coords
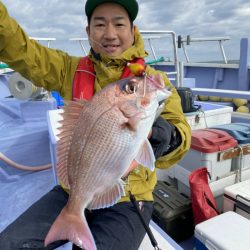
[132,25,136,44]
[86,26,90,36]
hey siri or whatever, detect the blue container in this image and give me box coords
[212,123,250,145]
[212,123,250,171]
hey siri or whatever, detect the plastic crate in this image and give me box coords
[178,129,237,182]
[185,101,233,130]
[223,179,250,219]
[152,181,194,242]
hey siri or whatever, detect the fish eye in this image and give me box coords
[125,80,138,94]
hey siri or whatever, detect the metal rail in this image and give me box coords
[142,35,162,62]
[30,37,56,48]
[178,36,230,64]
[69,38,89,56]
[192,88,250,100]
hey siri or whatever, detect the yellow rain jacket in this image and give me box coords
[0,3,191,202]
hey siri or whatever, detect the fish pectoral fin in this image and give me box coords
[135,139,156,171]
[88,180,125,210]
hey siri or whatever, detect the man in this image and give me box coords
[0,0,191,249]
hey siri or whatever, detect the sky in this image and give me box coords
[2,0,250,62]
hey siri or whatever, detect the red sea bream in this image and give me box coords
[44,74,171,249]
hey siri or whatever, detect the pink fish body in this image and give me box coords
[44,74,171,249]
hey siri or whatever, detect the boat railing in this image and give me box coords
[192,88,250,100]
[29,37,56,48]
[140,30,180,86]
[69,38,89,56]
[177,35,230,64]
[140,34,250,92]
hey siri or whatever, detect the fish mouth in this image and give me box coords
[153,88,171,120]
[154,101,165,120]
[158,99,165,106]
[156,87,171,103]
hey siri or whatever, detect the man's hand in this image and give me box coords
[148,129,152,139]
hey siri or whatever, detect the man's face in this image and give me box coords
[86,3,135,57]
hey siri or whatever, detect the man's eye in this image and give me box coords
[95,23,105,27]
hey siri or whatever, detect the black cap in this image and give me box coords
[85,0,139,21]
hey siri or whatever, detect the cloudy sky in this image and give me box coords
[2,0,250,62]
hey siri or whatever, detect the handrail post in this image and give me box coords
[219,40,228,64]
[179,61,184,87]
[30,37,56,48]
[69,38,89,56]
[147,38,158,62]
[172,31,180,87]
[140,31,180,87]
[182,43,190,63]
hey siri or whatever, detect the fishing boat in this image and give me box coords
[1,31,250,249]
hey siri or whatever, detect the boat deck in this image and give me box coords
[0,169,54,232]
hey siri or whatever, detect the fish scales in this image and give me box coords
[70,104,134,197]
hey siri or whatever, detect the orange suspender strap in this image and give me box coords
[72,57,146,100]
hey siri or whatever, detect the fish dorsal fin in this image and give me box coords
[135,139,155,171]
[56,100,86,189]
[87,180,125,210]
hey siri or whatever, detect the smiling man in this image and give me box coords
[87,2,135,56]
[0,0,191,249]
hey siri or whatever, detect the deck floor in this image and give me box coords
[0,169,55,232]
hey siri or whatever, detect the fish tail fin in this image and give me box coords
[44,208,96,250]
